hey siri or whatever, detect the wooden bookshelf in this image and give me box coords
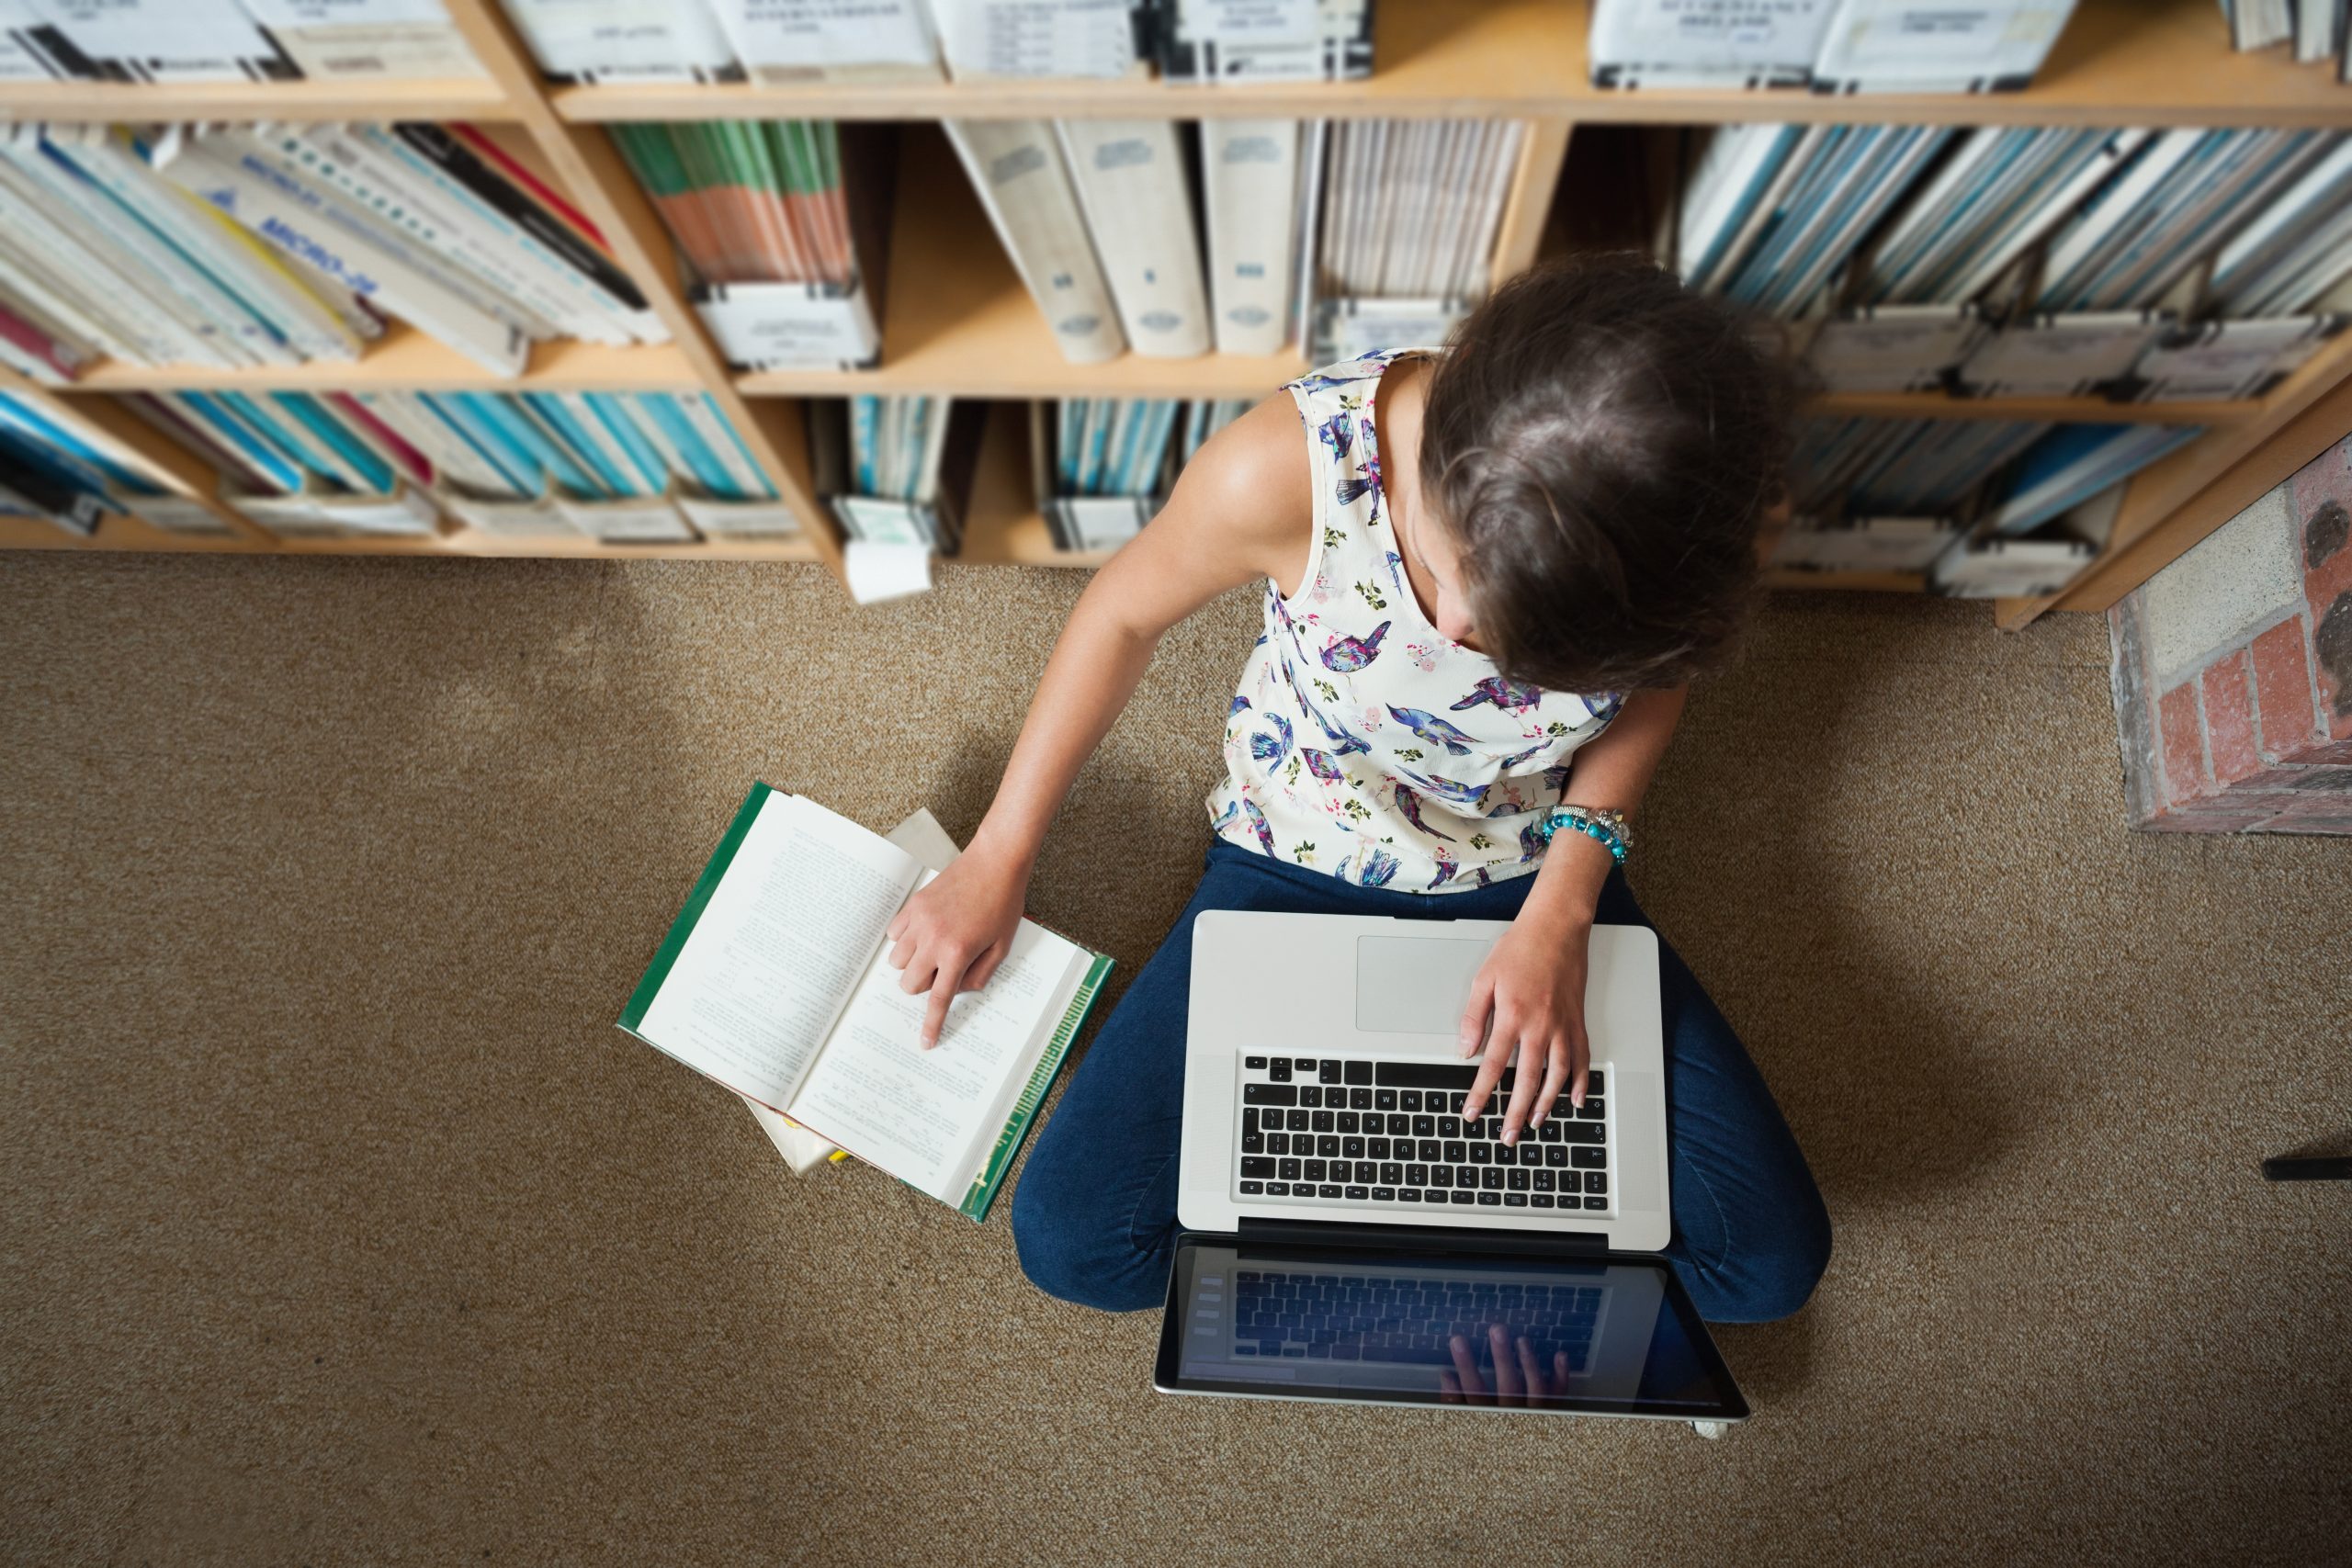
[550,0,2352,130]
[0,0,2345,626]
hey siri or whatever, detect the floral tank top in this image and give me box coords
[1205,348,1622,893]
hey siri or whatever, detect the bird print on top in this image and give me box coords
[1207,348,1621,891]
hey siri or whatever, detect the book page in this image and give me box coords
[786,887,1086,1201]
[632,793,920,1109]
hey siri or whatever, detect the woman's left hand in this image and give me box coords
[1457,907,1591,1142]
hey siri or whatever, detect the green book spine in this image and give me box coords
[610,122,690,200]
[956,952,1115,1224]
[618,780,773,1033]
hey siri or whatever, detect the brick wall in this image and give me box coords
[2109,432,2352,835]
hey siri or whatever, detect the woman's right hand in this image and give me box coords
[884,843,1034,1049]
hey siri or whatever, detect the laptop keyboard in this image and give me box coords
[1230,1268,1605,1366]
[1235,1055,1612,1215]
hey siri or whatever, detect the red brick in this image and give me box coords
[2157,681,2210,803]
[2249,615,2323,763]
[2141,808,2275,834]
[2200,650,2262,785]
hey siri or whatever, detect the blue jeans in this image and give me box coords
[1012,841,1831,1322]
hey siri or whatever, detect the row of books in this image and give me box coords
[505,0,1371,87]
[0,389,164,536]
[1037,396,1244,552]
[0,0,1375,87]
[1589,0,2079,94]
[1778,415,2206,596]
[0,382,788,543]
[2221,0,2352,80]
[0,119,658,385]
[1663,122,2352,401]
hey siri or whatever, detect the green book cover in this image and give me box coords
[956,951,1114,1224]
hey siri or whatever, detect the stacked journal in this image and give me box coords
[1033,397,1247,554]
[1589,0,2079,93]
[621,788,1112,1222]
[808,394,982,553]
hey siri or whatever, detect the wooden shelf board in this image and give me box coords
[0,75,513,122]
[0,508,820,562]
[64,328,699,394]
[555,0,2352,127]
[737,126,1308,399]
[0,509,259,554]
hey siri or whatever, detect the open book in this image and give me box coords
[620,785,1112,1221]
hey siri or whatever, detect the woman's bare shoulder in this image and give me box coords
[1162,393,1317,587]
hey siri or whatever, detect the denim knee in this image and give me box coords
[1010,1158,1163,1313]
[1709,1189,1834,1325]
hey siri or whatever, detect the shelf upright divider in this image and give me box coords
[439,0,842,576]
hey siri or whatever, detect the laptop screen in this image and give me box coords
[1155,1239,1747,1421]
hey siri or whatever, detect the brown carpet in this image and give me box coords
[2,552,2346,1568]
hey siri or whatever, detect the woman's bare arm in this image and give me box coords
[886,395,1314,1044]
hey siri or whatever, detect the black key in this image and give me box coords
[1245,1056,1266,1071]
[1577,1097,1605,1121]
[1583,1195,1607,1211]
[1269,1059,1292,1082]
[1450,1190,1476,1205]
[1342,1136,1366,1160]
[1317,1134,1340,1157]
[1374,1061,1479,1090]
[1443,1142,1468,1164]
[1318,1184,1342,1199]
[1265,1181,1288,1195]
[1318,1060,1343,1086]
[1239,1179,1264,1194]
[1504,1192,1528,1208]
[1572,1147,1607,1169]
[1350,1088,1374,1111]
[1344,1060,1374,1086]
[1286,1109,1310,1133]
[1507,1168,1530,1190]
[1588,1070,1604,1096]
[1418,1139,1442,1162]
[1345,1186,1370,1201]
[1538,1121,1561,1143]
[1532,1193,1555,1209]
[1371,1188,1396,1201]
[1438,1116,1462,1139]
[1398,1090,1422,1112]
[1380,1163,1403,1186]
[1278,1157,1302,1181]
[1242,1108,1259,1134]
[1559,1123,1603,1145]
[1304,1159,1327,1182]
[1355,1161,1379,1184]
[1398,1190,1422,1203]
[1450,1092,1468,1115]
[1469,1143,1493,1166]
[1480,1168,1505,1190]
[1242,1129,1265,1154]
[1405,1164,1429,1186]
[1544,1146,1569,1168]
[1412,1115,1437,1139]
[1367,1137,1390,1160]
[1374,1089,1397,1111]
[1298,1085,1321,1109]
[1312,1111,1336,1134]
[1244,1084,1297,1106]
[1430,1167,1453,1188]
[1386,1113,1411,1136]
[1585,1173,1608,1195]
[1240,1156,1274,1177]
[1490,1143,1516,1167]
[1477,1191,1502,1206]
[1532,1169,1555,1191]
[1337,1112,1361,1135]
[1266,1133,1288,1156]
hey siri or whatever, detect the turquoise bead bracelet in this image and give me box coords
[1539,806,1629,865]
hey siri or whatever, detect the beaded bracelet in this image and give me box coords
[1539,805,1631,865]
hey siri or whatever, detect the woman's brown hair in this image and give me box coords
[1419,253,1802,694]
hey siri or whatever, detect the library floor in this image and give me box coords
[3,552,2348,1568]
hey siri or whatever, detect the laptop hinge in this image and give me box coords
[1234,1216,1611,1259]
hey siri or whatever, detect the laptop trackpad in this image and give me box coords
[1355,934,1493,1034]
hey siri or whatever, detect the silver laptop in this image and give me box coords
[1157,911,1746,1428]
